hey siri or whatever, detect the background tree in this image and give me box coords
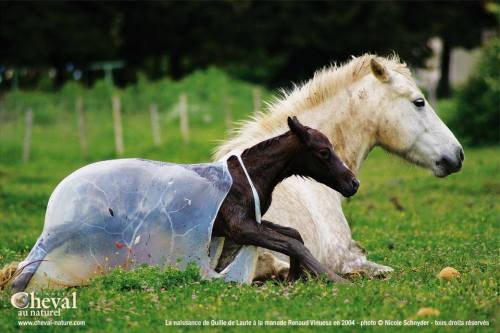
[0,1,496,89]
[423,1,497,97]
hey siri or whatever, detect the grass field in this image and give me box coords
[0,73,498,332]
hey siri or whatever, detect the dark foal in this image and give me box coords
[212,116,359,282]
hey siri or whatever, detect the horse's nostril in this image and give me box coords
[352,179,360,191]
[458,148,465,162]
[438,155,461,174]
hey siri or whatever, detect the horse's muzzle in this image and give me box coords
[436,147,464,176]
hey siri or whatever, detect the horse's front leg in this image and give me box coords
[229,219,347,283]
[260,219,304,281]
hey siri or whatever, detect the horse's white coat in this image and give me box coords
[215,54,463,277]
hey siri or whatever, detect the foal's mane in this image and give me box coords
[241,130,292,158]
[214,53,411,159]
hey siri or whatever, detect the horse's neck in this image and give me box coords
[305,87,377,173]
[240,131,301,203]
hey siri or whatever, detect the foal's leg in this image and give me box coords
[261,220,304,281]
[261,220,303,242]
[229,220,346,283]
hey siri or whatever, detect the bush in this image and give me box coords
[450,38,500,145]
[3,67,264,126]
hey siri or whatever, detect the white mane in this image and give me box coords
[214,53,411,159]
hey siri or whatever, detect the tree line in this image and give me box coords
[0,1,496,95]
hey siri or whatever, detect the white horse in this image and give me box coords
[215,54,464,279]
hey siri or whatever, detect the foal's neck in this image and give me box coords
[239,131,302,205]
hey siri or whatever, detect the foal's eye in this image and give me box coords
[412,98,425,108]
[319,149,330,159]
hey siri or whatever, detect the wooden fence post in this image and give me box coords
[0,99,4,124]
[223,94,232,130]
[112,95,124,156]
[150,103,161,146]
[22,108,33,164]
[252,87,261,114]
[179,93,189,143]
[76,96,88,159]
[0,99,5,139]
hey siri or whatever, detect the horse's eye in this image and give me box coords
[412,98,425,108]
[319,149,330,159]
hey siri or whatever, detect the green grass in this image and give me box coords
[0,72,498,332]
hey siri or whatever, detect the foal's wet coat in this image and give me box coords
[213,116,358,281]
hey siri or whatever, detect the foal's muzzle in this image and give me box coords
[341,177,360,197]
[351,178,360,192]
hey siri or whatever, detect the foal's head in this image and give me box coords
[287,116,359,197]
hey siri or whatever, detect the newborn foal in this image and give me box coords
[213,116,359,282]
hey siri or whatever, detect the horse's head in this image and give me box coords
[287,116,359,197]
[369,58,464,177]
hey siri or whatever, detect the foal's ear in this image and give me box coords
[287,116,309,144]
[370,58,390,83]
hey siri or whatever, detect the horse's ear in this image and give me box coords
[287,116,309,144]
[370,58,390,82]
